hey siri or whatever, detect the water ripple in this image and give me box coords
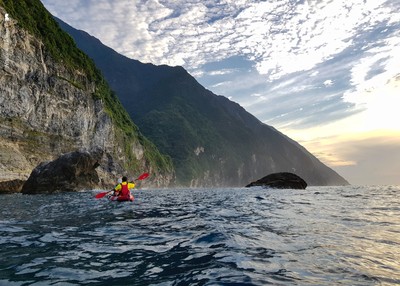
[0,186,399,285]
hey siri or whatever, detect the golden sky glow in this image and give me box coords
[274,74,400,185]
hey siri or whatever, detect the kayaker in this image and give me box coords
[113,176,135,200]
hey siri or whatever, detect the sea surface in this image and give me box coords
[0,186,399,286]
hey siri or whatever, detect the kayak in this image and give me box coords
[108,194,134,202]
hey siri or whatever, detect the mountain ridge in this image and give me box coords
[55,17,349,187]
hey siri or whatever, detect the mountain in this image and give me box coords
[0,1,174,187]
[55,18,349,187]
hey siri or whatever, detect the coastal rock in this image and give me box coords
[22,149,104,194]
[0,179,25,194]
[0,7,174,188]
[245,172,307,189]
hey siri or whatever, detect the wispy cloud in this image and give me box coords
[42,1,396,70]
[42,0,400,85]
[41,0,400,130]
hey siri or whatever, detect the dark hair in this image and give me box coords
[122,176,128,182]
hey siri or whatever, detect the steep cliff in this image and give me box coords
[56,18,349,187]
[0,2,174,187]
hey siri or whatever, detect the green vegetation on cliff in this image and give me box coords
[135,74,248,185]
[0,0,173,176]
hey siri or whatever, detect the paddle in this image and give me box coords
[95,172,149,199]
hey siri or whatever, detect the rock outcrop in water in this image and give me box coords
[245,172,307,189]
[22,148,104,194]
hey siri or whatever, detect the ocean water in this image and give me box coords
[0,186,399,286]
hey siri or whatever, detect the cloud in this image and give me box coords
[42,0,400,86]
[344,76,400,132]
[41,1,393,72]
[41,0,400,129]
[210,81,232,88]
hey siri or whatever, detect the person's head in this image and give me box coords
[122,176,128,182]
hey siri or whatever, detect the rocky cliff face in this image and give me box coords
[0,7,173,187]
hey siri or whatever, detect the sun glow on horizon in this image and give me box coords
[277,75,400,170]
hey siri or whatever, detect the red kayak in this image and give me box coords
[108,194,134,202]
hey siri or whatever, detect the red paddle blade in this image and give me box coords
[137,172,149,180]
[95,192,108,199]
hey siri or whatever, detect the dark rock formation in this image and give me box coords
[22,149,104,194]
[0,179,26,194]
[245,172,307,189]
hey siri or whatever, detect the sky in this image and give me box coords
[39,0,400,186]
